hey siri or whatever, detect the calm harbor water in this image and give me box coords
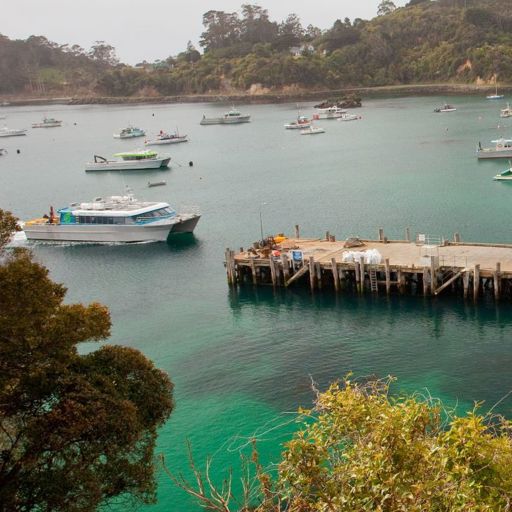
[3,96,512,510]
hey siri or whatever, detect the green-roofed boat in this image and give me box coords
[85,150,171,172]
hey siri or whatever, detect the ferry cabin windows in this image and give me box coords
[74,208,175,225]
[76,216,125,224]
[133,207,176,223]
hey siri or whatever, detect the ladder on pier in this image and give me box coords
[369,266,378,293]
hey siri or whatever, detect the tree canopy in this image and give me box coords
[3,0,512,97]
[0,210,174,511]
[175,377,512,511]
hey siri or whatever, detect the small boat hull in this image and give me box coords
[145,136,188,145]
[32,122,62,128]
[284,123,311,129]
[85,157,171,172]
[200,116,250,125]
[477,150,512,159]
[301,127,325,135]
[0,129,27,137]
[24,214,200,243]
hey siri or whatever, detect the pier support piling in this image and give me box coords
[331,258,340,292]
[473,264,480,302]
[309,256,315,292]
[494,262,501,301]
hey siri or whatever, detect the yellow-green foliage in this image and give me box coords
[278,378,512,511]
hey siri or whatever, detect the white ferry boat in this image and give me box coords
[85,150,170,171]
[23,192,200,243]
[32,117,62,128]
[200,109,251,125]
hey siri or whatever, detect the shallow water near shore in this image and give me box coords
[3,96,512,510]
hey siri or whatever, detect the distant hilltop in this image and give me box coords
[2,0,512,100]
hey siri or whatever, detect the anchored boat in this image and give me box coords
[200,109,250,125]
[113,126,146,139]
[434,104,456,113]
[32,117,62,128]
[313,106,347,120]
[85,150,170,171]
[145,130,188,145]
[500,104,512,118]
[23,192,200,243]
[0,127,27,137]
[300,126,325,135]
[477,139,512,159]
[284,115,311,129]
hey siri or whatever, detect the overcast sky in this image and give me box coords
[2,0,406,64]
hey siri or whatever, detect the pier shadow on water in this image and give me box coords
[214,285,512,417]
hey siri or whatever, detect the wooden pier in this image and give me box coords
[225,228,512,302]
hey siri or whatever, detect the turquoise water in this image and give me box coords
[3,96,512,510]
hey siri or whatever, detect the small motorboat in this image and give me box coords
[284,115,311,129]
[0,127,27,137]
[313,106,347,120]
[85,150,170,171]
[477,139,512,159]
[494,161,512,181]
[148,180,167,187]
[200,109,250,125]
[434,104,456,113]
[113,126,146,139]
[300,126,325,135]
[145,130,188,145]
[337,113,361,122]
[500,104,512,118]
[32,117,62,128]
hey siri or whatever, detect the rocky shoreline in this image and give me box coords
[1,83,511,107]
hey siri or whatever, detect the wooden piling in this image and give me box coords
[331,257,340,292]
[315,262,322,290]
[397,268,404,294]
[405,227,411,242]
[281,254,290,282]
[494,262,501,301]
[454,232,461,243]
[269,256,277,287]
[250,257,258,285]
[359,260,365,293]
[354,261,360,292]
[463,270,470,299]
[430,256,437,295]
[225,248,232,285]
[325,231,330,241]
[473,264,480,302]
[378,228,384,241]
[423,267,429,296]
[295,224,300,239]
[309,256,315,292]
[385,258,391,295]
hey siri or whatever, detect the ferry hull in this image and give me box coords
[24,214,200,243]
[85,157,170,172]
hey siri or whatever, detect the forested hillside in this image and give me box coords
[2,0,512,98]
